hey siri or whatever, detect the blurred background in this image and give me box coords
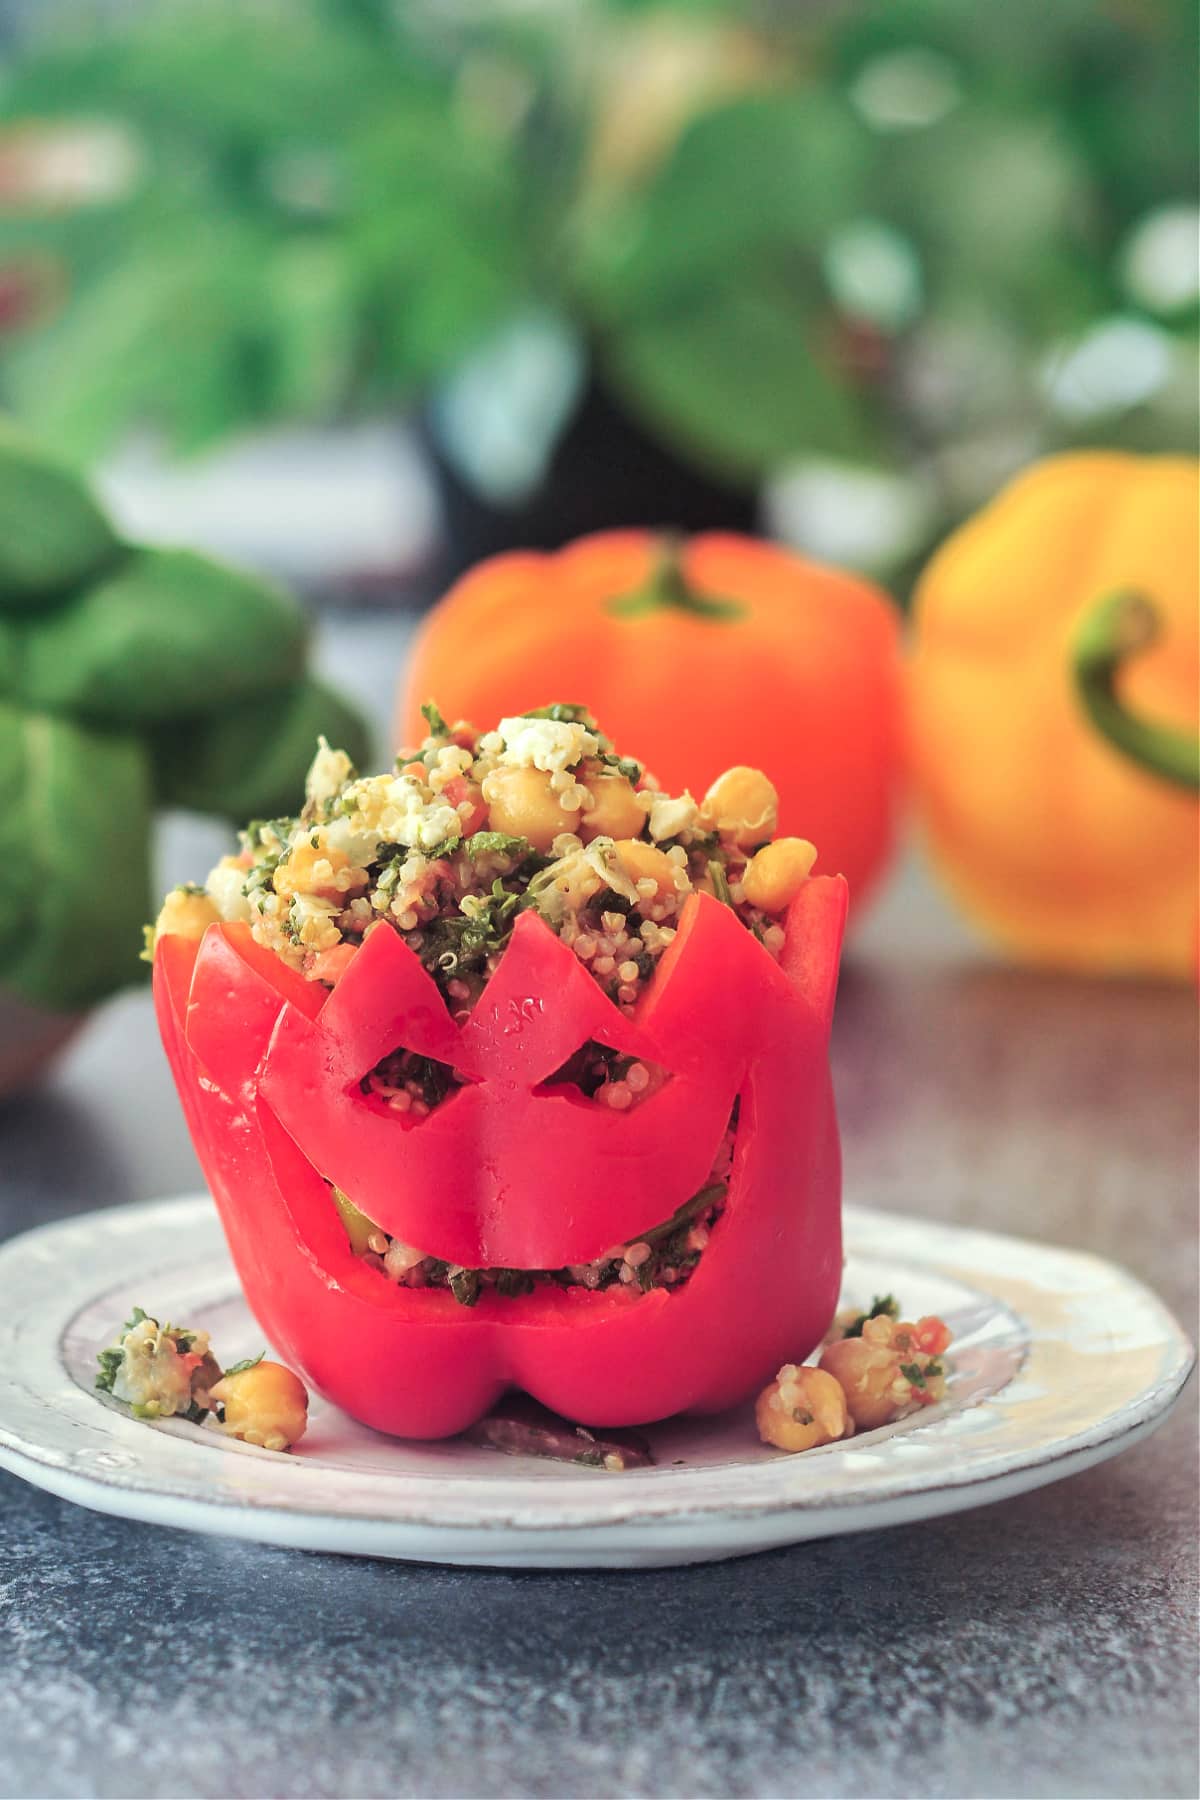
[0,0,1195,600]
[0,0,1196,1079]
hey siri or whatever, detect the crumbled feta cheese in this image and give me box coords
[305,737,354,809]
[324,775,462,862]
[648,791,699,842]
[428,745,474,793]
[206,856,253,923]
[497,716,599,774]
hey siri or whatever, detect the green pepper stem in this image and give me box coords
[1072,590,1199,793]
[608,533,746,622]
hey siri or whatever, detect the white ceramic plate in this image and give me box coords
[0,1197,1191,1568]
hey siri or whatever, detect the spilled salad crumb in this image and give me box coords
[757,1297,953,1452]
[97,1309,308,1451]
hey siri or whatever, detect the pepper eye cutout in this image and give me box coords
[536,1040,670,1113]
[360,1046,467,1119]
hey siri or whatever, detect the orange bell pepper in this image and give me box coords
[401,531,903,916]
[908,453,1199,978]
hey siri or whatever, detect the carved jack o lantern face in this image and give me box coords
[155,880,847,1439]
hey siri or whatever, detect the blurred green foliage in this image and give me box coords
[0,422,370,1009]
[0,0,1194,545]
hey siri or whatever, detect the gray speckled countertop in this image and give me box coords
[0,617,1196,1800]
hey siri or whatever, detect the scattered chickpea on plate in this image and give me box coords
[97,1310,308,1453]
[757,1297,952,1453]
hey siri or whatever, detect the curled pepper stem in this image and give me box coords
[608,533,746,623]
[1072,590,1200,793]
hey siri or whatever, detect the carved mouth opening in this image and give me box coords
[329,1101,739,1305]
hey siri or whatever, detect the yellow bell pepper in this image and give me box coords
[909,453,1199,978]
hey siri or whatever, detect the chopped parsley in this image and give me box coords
[420,834,463,862]
[420,699,449,736]
[462,831,533,862]
[417,877,527,983]
[96,1304,151,1392]
[95,1346,125,1394]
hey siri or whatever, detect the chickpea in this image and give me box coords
[612,838,681,898]
[820,1334,913,1431]
[154,887,219,943]
[483,767,581,852]
[700,766,779,849]
[579,774,645,842]
[742,838,818,913]
[211,1360,309,1453]
[274,841,365,902]
[756,1364,849,1452]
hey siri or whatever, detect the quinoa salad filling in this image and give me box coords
[152,702,821,1302]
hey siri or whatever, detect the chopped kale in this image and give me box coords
[417,878,526,983]
[494,1268,536,1299]
[448,1267,481,1308]
[628,1180,726,1287]
[242,818,293,853]
[593,885,633,916]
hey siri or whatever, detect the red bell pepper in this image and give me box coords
[154,879,847,1439]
